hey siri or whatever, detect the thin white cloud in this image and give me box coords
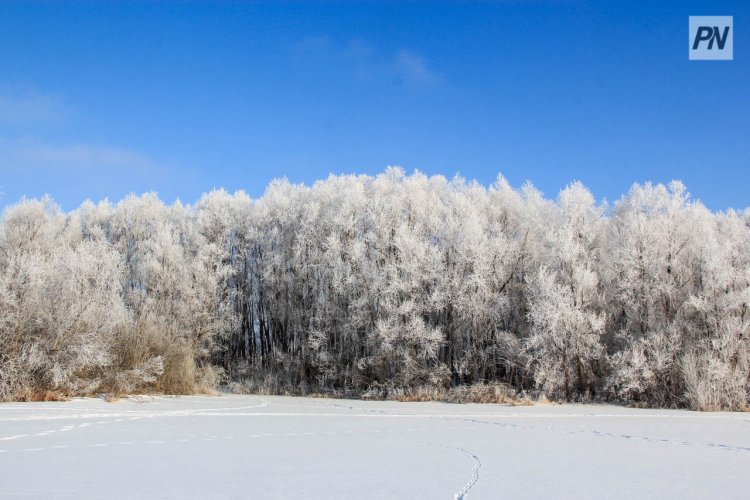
[0,137,163,176]
[19,142,153,169]
[0,85,157,175]
[292,37,442,87]
[0,87,65,125]
[391,50,440,85]
[0,85,176,208]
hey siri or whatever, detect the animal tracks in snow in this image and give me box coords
[1,395,749,499]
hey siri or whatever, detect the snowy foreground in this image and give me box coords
[0,396,748,499]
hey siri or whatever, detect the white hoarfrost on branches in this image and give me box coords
[0,170,748,409]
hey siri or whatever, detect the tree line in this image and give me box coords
[1,168,748,409]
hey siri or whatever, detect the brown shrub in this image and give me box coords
[445,382,522,404]
[365,382,532,405]
[16,388,69,402]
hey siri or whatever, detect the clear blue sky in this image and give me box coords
[1,1,747,211]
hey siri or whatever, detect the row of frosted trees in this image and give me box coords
[1,168,748,409]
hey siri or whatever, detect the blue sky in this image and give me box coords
[1,1,747,211]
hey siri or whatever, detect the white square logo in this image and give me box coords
[690,16,733,60]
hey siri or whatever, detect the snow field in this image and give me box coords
[0,395,748,499]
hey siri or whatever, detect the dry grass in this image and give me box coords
[445,383,533,405]
[226,379,529,406]
[387,386,446,402]
[16,388,70,402]
[103,322,222,398]
[362,382,533,405]
[226,376,320,398]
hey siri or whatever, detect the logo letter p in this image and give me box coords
[692,26,714,49]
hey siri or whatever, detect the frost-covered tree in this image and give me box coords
[1,170,748,408]
[524,183,606,400]
[606,182,705,406]
[680,210,750,410]
[0,198,123,398]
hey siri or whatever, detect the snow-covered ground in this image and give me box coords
[0,395,748,499]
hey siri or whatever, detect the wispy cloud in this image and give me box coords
[0,137,165,177]
[17,141,154,170]
[0,84,181,209]
[292,37,442,87]
[0,84,165,178]
[0,86,66,125]
[391,50,440,86]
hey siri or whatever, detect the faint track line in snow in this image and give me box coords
[589,429,750,453]
[0,399,224,443]
[365,424,482,500]
[0,409,741,422]
[0,400,270,424]
[0,425,434,455]
[404,438,481,500]
[0,434,28,441]
[329,403,388,414]
[461,416,750,455]
[453,448,481,500]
